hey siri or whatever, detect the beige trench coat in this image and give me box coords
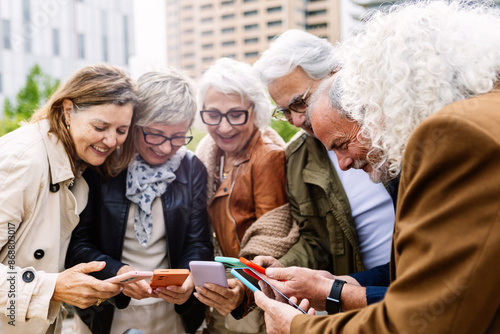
[0,120,88,334]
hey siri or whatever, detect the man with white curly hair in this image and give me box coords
[254,1,500,333]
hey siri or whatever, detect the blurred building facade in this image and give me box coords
[0,0,134,107]
[166,0,342,78]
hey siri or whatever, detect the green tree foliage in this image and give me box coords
[270,119,300,143]
[1,64,60,136]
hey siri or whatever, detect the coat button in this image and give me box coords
[22,271,35,283]
[49,183,60,192]
[34,249,45,259]
[224,187,228,192]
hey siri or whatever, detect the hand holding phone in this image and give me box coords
[149,269,190,289]
[230,268,306,314]
[104,271,154,284]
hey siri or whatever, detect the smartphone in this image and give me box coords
[230,268,307,314]
[214,256,246,268]
[189,261,228,288]
[149,269,190,289]
[104,271,154,284]
[239,257,266,275]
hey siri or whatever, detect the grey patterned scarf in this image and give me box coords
[126,147,187,246]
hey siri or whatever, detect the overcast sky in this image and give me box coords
[130,0,168,79]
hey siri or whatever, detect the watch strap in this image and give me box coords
[326,279,346,314]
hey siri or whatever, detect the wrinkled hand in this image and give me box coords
[155,274,194,305]
[254,291,315,334]
[263,266,334,311]
[52,261,123,309]
[194,278,245,315]
[252,256,284,269]
[117,265,156,300]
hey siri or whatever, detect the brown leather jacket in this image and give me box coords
[196,128,287,258]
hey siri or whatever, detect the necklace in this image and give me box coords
[220,155,236,179]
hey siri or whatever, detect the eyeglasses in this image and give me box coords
[200,108,251,126]
[140,128,193,147]
[272,80,315,121]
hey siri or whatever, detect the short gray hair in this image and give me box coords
[198,57,272,129]
[253,29,337,84]
[136,68,196,127]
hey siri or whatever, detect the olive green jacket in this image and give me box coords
[279,132,365,275]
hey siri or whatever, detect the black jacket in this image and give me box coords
[65,151,213,334]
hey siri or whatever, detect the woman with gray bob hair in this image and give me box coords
[197,57,272,129]
[195,57,290,333]
[136,68,197,127]
[67,68,213,334]
[253,29,337,85]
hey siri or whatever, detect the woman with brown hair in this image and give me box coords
[0,64,138,334]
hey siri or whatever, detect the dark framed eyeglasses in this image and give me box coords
[140,127,193,147]
[272,80,315,121]
[200,108,251,126]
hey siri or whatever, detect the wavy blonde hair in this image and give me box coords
[30,64,138,177]
[333,0,500,179]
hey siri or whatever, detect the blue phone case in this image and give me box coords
[230,268,259,292]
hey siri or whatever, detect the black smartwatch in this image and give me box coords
[325,279,347,314]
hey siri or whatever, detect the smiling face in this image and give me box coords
[310,93,385,181]
[135,121,190,166]
[203,87,257,158]
[268,67,320,136]
[63,99,133,166]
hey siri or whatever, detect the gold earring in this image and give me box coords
[66,124,70,130]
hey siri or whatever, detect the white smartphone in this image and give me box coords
[189,261,228,288]
[104,271,154,284]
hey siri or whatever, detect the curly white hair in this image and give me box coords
[333,0,500,179]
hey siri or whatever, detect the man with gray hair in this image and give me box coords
[255,1,500,333]
[252,29,395,281]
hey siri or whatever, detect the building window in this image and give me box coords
[101,11,108,61]
[78,33,85,59]
[267,34,277,41]
[183,17,194,22]
[23,0,31,53]
[183,40,194,46]
[223,53,236,59]
[201,30,213,36]
[52,29,60,56]
[202,43,214,49]
[182,5,193,10]
[2,20,11,49]
[222,40,235,47]
[183,28,194,34]
[201,4,213,10]
[183,53,194,58]
[245,51,259,58]
[201,17,213,23]
[307,22,328,30]
[244,37,258,44]
[222,14,235,20]
[244,24,258,31]
[243,0,256,2]
[221,0,234,6]
[123,16,130,65]
[222,27,235,34]
[244,10,258,16]
[203,56,214,62]
[307,9,327,16]
[267,6,282,13]
[267,20,282,28]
